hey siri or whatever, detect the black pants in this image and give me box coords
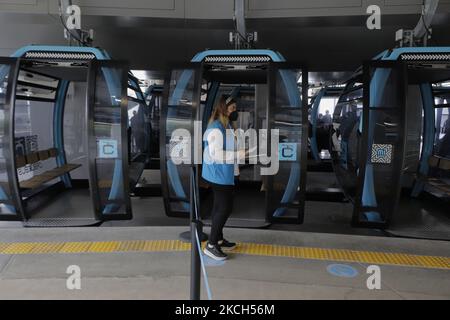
[209,183,234,245]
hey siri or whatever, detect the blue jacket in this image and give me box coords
[202,120,235,186]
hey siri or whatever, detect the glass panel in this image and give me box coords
[267,67,304,222]
[16,84,57,100]
[18,69,59,88]
[433,83,450,107]
[163,68,198,216]
[91,65,129,216]
[15,99,57,184]
[309,90,336,161]
[128,97,149,160]
[331,100,363,199]
[147,85,163,159]
[434,107,450,158]
[429,106,450,190]
[403,85,423,176]
[64,82,88,180]
[369,67,402,109]
[318,97,337,125]
[16,69,59,101]
[359,109,403,222]
[355,65,405,226]
[127,88,138,99]
[342,87,363,102]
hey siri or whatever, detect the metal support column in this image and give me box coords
[190,166,202,300]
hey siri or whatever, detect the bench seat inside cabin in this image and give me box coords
[16,148,81,189]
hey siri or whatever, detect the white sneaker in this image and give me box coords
[203,243,228,261]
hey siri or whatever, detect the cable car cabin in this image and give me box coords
[161,50,308,228]
[308,86,343,170]
[331,47,450,229]
[0,46,149,226]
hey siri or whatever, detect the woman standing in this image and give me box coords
[202,95,245,261]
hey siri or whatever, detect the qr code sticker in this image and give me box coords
[371,144,393,164]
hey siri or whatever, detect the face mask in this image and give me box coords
[228,111,239,122]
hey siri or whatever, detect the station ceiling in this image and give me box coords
[0,11,450,82]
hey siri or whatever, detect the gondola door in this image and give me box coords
[266,62,308,224]
[0,58,24,221]
[86,60,132,220]
[353,60,407,228]
[160,64,203,218]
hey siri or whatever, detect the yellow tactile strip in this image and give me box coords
[233,243,450,270]
[0,240,448,270]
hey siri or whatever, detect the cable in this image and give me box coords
[421,14,439,46]
[195,229,213,300]
[233,17,252,49]
[59,14,86,46]
[192,170,213,300]
[420,0,439,46]
[58,0,87,46]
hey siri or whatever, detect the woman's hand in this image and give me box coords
[237,149,246,161]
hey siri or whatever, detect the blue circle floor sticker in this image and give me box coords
[327,264,359,278]
[202,254,226,267]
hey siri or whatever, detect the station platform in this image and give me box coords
[0,226,448,300]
